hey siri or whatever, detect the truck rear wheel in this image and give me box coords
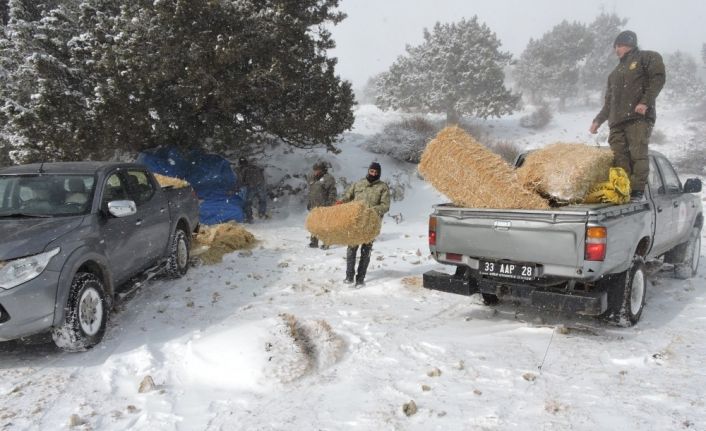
[51,272,108,352]
[601,257,646,327]
[674,227,701,280]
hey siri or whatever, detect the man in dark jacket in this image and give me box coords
[589,30,666,200]
[238,157,267,223]
[307,161,337,248]
[339,162,390,287]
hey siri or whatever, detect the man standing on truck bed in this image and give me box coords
[589,30,665,200]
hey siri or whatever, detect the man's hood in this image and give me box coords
[0,217,83,260]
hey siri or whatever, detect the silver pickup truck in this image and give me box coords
[0,162,200,350]
[423,151,703,326]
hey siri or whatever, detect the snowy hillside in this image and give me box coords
[1,105,705,431]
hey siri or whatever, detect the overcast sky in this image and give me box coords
[329,0,706,89]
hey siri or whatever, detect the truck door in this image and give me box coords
[654,156,693,247]
[648,156,679,255]
[99,172,143,283]
[124,169,171,266]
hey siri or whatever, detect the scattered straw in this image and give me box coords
[193,222,256,264]
[305,201,381,246]
[516,143,613,202]
[418,126,548,209]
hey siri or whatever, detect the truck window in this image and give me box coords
[655,157,682,194]
[102,173,128,205]
[648,158,664,195]
[125,170,155,205]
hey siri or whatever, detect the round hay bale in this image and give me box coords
[516,143,613,202]
[305,201,381,246]
[418,126,548,209]
[153,173,190,189]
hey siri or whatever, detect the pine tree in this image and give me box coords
[1,0,354,163]
[514,20,593,109]
[663,51,705,104]
[581,12,627,96]
[376,16,519,123]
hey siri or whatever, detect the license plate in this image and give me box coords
[479,259,537,280]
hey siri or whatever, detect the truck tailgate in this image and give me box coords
[435,207,590,269]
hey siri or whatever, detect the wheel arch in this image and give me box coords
[53,249,114,327]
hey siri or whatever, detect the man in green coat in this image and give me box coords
[339,162,390,287]
[307,161,337,248]
[589,30,665,200]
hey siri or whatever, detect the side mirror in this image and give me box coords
[107,200,137,218]
[684,178,702,194]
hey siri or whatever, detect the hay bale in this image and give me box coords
[516,143,613,202]
[418,126,548,209]
[305,201,381,246]
[193,222,256,264]
[153,173,190,189]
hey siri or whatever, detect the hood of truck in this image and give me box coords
[0,217,84,260]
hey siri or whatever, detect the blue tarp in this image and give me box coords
[137,147,244,225]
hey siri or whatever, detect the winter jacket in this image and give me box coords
[307,172,337,209]
[341,178,390,218]
[593,48,666,128]
[238,164,265,188]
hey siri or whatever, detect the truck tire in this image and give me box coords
[601,257,647,327]
[165,227,190,278]
[51,272,108,352]
[674,227,701,280]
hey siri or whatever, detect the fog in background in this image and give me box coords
[330,0,706,89]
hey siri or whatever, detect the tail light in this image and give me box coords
[428,216,437,246]
[585,226,607,261]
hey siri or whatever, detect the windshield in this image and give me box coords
[0,174,96,217]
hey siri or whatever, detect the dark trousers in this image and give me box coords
[346,243,373,282]
[241,185,267,221]
[608,120,652,193]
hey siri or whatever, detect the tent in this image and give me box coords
[137,147,244,224]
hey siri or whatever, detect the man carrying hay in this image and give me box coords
[589,30,665,200]
[307,161,337,249]
[338,162,390,287]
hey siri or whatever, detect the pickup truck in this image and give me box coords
[0,162,200,350]
[423,151,703,326]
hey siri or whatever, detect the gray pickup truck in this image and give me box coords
[423,151,703,326]
[0,162,200,350]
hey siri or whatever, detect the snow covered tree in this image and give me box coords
[702,43,706,67]
[663,51,705,104]
[581,12,627,95]
[0,0,354,163]
[514,20,593,109]
[376,16,519,123]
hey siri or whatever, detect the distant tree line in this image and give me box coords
[0,0,354,164]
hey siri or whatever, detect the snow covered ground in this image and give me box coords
[1,104,705,431]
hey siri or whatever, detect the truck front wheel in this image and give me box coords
[601,258,647,327]
[674,227,701,280]
[51,272,108,352]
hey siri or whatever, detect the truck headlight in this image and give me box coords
[0,248,60,289]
